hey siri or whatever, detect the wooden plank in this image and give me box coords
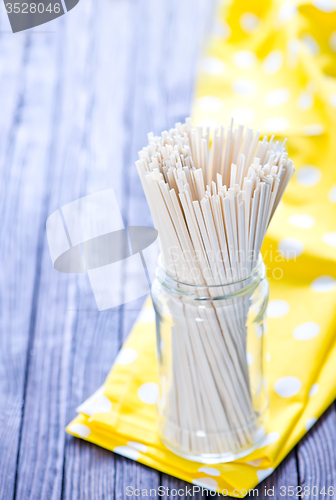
[161,475,204,498]
[297,404,336,499]
[0,29,62,500]
[115,462,160,500]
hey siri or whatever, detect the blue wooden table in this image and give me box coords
[0,1,335,498]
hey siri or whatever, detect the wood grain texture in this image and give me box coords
[297,405,336,499]
[0,0,334,499]
[0,30,62,500]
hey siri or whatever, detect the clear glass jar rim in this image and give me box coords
[157,253,264,291]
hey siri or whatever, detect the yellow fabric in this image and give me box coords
[67,1,336,496]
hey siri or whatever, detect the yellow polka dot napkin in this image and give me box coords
[67,0,336,496]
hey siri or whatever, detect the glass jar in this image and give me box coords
[151,254,269,464]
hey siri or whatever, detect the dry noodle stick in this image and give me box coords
[232,124,244,165]
[201,198,251,399]
[195,311,252,444]
[208,195,247,342]
[137,117,295,457]
[193,198,249,400]
[176,199,249,446]
[172,292,233,450]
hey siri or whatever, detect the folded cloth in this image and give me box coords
[67,293,336,495]
[67,0,336,496]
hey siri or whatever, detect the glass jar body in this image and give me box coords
[151,257,269,464]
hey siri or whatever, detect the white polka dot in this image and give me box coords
[192,478,218,491]
[329,94,336,109]
[231,107,256,124]
[212,19,231,40]
[301,34,320,56]
[196,430,206,437]
[293,322,320,341]
[296,166,322,187]
[288,214,315,228]
[113,446,140,460]
[305,417,318,431]
[322,232,336,247]
[278,238,304,259]
[297,91,313,111]
[274,376,302,397]
[254,324,263,338]
[196,96,223,113]
[138,307,155,323]
[198,467,220,476]
[312,0,336,12]
[303,124,325,136]
[68,423,91,438]
[232,78,257,96]
[246,353,254,366]
[266,353,271,363]
[257,432,280,449]
[330,32,336,52]
[278,3,297,23]
[287,38,301,68]
[263,50,283,74]
[264,88,290,107]
[267,300,290,318]
[127,441,148,453]
[307,80,318,93]
[328,185,336,202]
[311,275,336,293]
[309,383,319,397]
[247,459,262,467]
[257,468,275,482]
[200,57,226,75]
[76,386,108,416]
[90,394,112,414]
[115,348,138,365]
[240,12,260,33]
[263,117,289,132]
[233,50,257,69]
[137,382,159,404]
